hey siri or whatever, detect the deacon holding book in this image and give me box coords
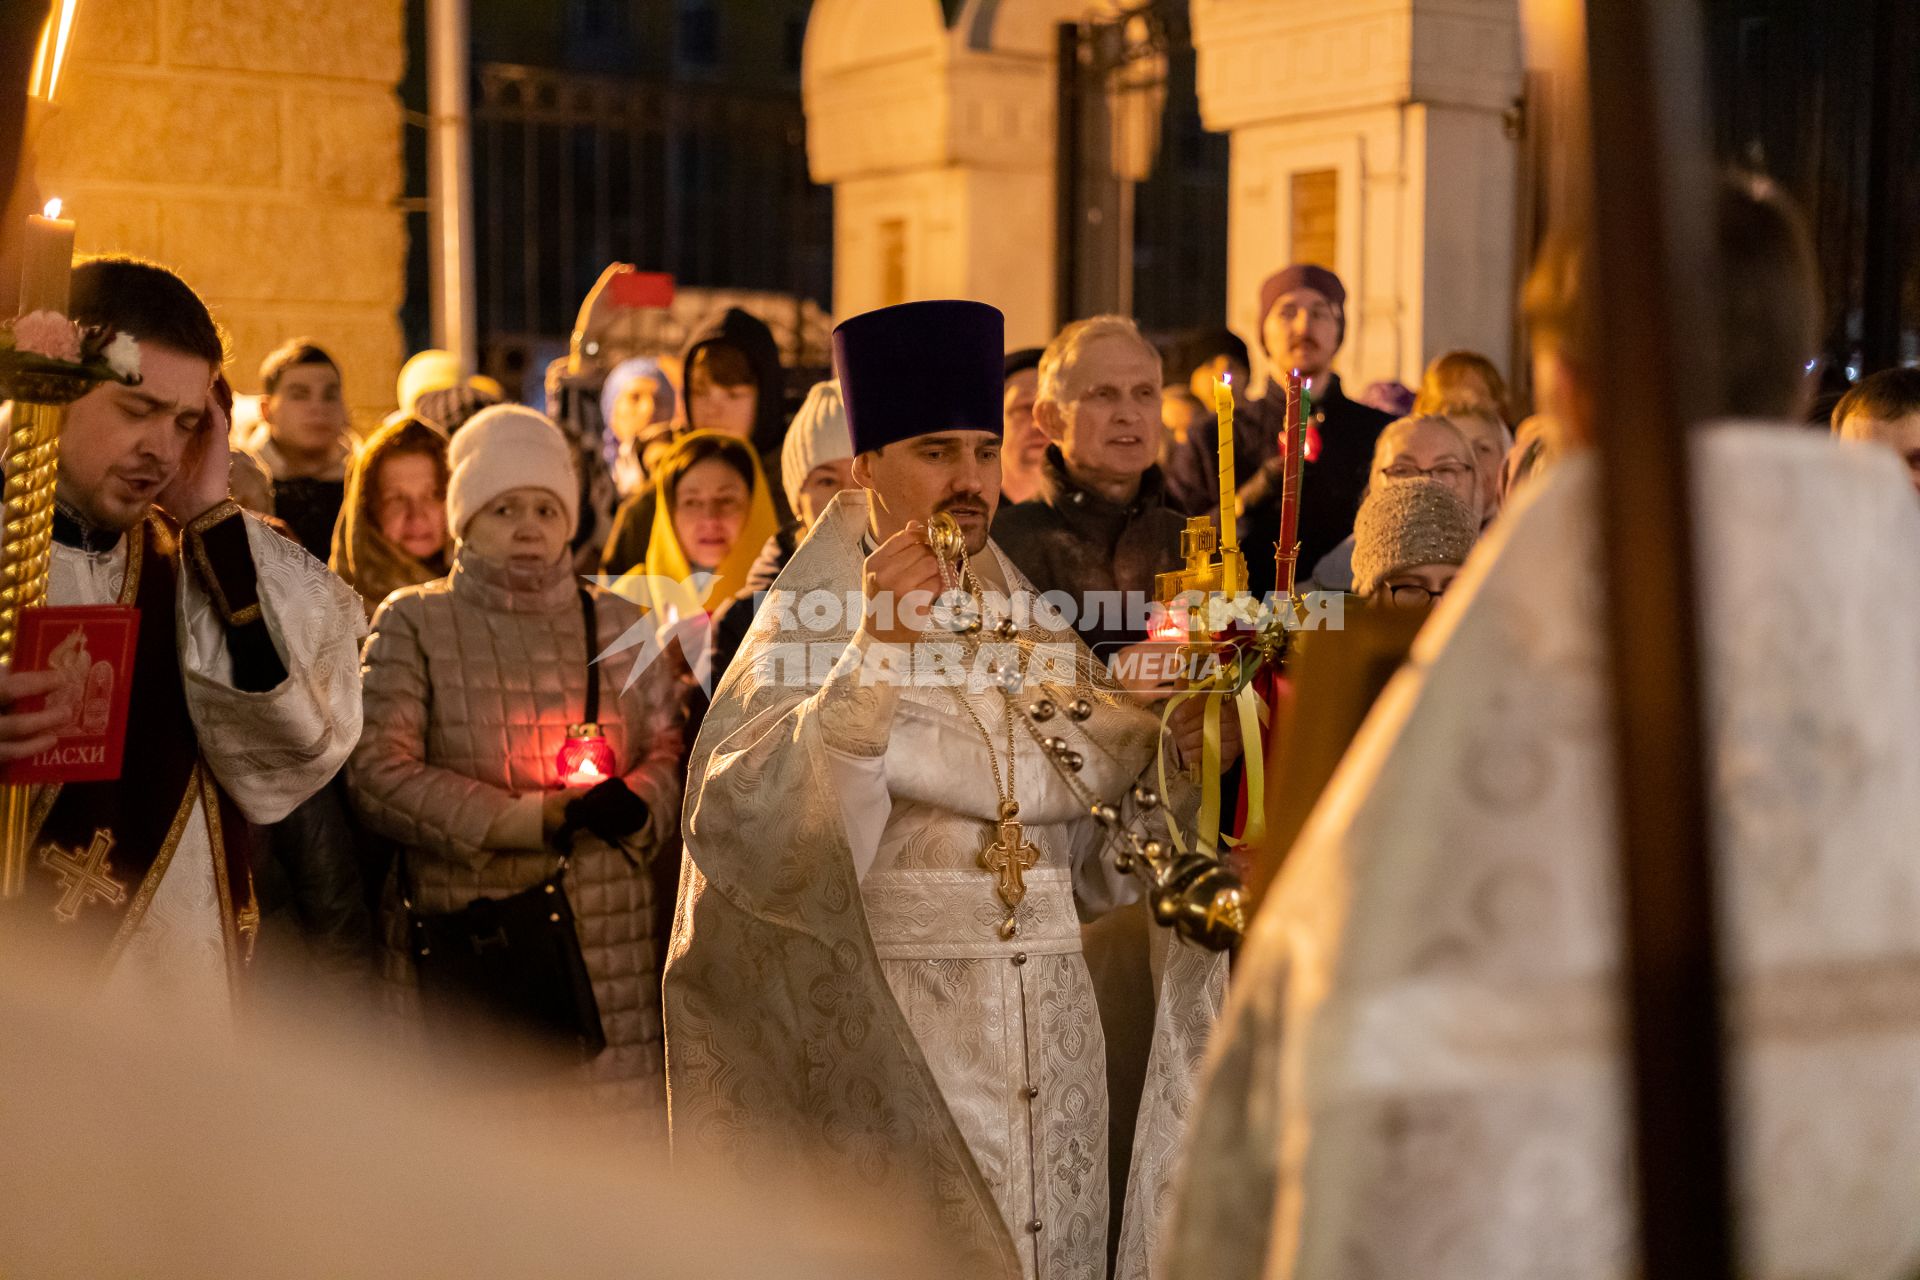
[0,257,365,1024]
[665,300,1232,1280]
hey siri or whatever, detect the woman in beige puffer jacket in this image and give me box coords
[348,406,686,1141]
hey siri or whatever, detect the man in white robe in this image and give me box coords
[1166,180,1920,1279]
[666,300,1230,1280]
[2,257,364,1026]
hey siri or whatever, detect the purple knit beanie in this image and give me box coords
[1258,264,1347,350]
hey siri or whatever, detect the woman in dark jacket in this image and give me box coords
[599,307,791,575]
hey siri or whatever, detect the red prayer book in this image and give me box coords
[0,605,139,784]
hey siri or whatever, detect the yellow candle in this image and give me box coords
[19,197,74,318]
[1213,374,1237,553]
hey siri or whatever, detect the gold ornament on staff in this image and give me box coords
[0,198,142,898]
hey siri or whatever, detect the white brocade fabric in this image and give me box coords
[179,516,367,827]
[45,514,364,1019]
[95,805,229,1033]
[667,493,1225,1280]
[866,668,1123,1279]
[1166,425,1920,1280]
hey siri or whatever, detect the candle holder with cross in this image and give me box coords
[0,320,143,899]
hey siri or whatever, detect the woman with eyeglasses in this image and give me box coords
[1349,476,1480,608]
[1371,416,1483,515]
[1304,415,1482,593]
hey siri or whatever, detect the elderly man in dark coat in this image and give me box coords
[992,315,1186,661]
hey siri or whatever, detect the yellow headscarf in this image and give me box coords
[612,430,778,624]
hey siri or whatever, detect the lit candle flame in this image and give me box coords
[1221,371,1232,388]
[43,198,62,220]
[573,757,605,782]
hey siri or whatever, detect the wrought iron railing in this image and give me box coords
[471,61,831,382]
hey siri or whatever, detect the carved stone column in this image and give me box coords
[803,0,1086,347]
[1193,0,1523,389]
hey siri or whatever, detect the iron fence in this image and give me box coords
[471,61,831,387]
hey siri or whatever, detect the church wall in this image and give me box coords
[1410,102,1519,386]
[32,0,407,429]
[831,166,1055,348]
[959,167,1056,348]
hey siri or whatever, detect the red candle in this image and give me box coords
[556,722,615,787]
[1277,369,1306,567]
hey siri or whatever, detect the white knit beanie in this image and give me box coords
[446,405,579,537]
[780,379,852,515]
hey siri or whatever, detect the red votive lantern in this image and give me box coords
[556,722,615,787]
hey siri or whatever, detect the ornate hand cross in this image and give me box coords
[40,828,124,923]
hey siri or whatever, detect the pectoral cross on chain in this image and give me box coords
[40,829,125,923]
[980,800,1040,940]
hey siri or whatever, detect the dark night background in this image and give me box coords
[398,0,1918,397]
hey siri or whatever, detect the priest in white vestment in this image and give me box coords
[666,300,1229,1280]
[3,258,365,1026]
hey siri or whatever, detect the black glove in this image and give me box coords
[557,778,652,855]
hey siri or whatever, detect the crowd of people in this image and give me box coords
[204,254,1534,1009]
[11,162,1920,1279]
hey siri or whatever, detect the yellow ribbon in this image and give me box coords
[1153,678,1266,855]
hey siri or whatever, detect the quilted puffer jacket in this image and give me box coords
[348,545,687,1138]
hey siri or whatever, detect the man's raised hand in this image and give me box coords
[862,522,946,647]
[155,375,235,526]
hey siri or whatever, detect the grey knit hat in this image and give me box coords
[1349,478,1479,596]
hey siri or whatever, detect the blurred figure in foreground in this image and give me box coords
[1166,177,1920,1280]
[0,936,963,1280]
[1831,366,1920,497]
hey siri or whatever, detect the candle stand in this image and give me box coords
[0,356,113,898]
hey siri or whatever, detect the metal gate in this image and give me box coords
[470,61,831,388]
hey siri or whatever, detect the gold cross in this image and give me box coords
[40,829,125,923]
[979,799,1041,917]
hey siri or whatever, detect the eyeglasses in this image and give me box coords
[1379,460,1474,484]
[1384,581,1447,606]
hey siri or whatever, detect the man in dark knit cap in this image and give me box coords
[666,299,1230,1280]
[1169,264,1394,596]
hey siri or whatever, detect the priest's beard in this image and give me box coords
[55,473,152,536]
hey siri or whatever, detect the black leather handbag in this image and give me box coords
[403,858,607,1068]
[402,589,608,1070]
